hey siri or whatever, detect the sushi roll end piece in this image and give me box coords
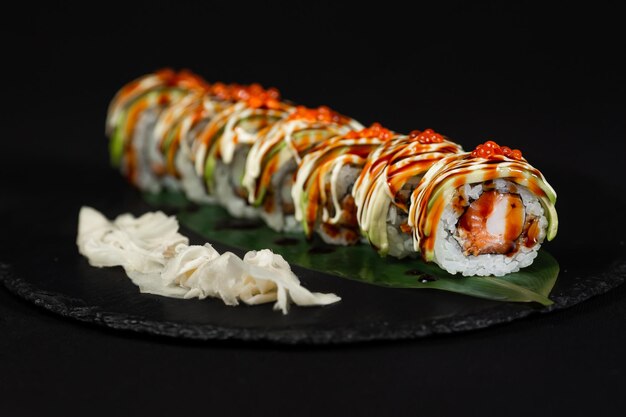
[409,141,558,276]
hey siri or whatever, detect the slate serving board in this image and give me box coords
[2,173,625,344]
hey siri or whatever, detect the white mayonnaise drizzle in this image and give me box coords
[106,73,166,135]
[292,137,374,226]
[243,116,362,205]
[220,106,290,164]
[193,102,246,177]
[242,117,306,201]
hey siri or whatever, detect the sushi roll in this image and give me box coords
[409,141,558,276]
[353,129,464,258]
[243,106,363,231]
[106,70,559,277]
[292,123,396,245]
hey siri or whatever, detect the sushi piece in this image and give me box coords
[160,93,227,203]
[243,106,363,231]
[106,69,209,191]
[193,84,293,218]
[353,129,464,258]
[152,92,210,192]
[408,141,558,276]
[292,123,397,245]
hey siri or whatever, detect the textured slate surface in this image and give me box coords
[2,244,624,343]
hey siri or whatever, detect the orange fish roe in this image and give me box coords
[155,68,176,80]
[408,128,445,144]
[287,105,347,124]
[165,69,211,90]
[209,82,281,109]
[345,122,394,140]
[471,140,523,160]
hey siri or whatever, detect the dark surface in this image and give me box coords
[3,2,626,416]
[1,181,624,342]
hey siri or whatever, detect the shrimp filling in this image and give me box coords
[456,191,525,256]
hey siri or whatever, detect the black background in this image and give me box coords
[2,2,626,416]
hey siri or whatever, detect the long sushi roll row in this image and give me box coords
[106,69,558,277]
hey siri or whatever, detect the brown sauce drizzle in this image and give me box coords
[340,194,358,226]
[282,201,295,215]
[214,218,263,230]
[404,269,437,282]
[263,191,275,213]
[274,237,300,246]
[451,193,467,215]
[307,244,336,254]
[320,223,340,239]
[319,224,360,244]
[186,202,201,213]
[323,181,334,218]
[524,217,540,248]
[234,186,248,199]
[399,222,412,235]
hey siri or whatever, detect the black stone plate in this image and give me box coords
[2,166,626,344]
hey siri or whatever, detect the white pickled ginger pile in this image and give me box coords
[77,206,340,314]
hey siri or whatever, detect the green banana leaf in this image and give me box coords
[144,191,559,306]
